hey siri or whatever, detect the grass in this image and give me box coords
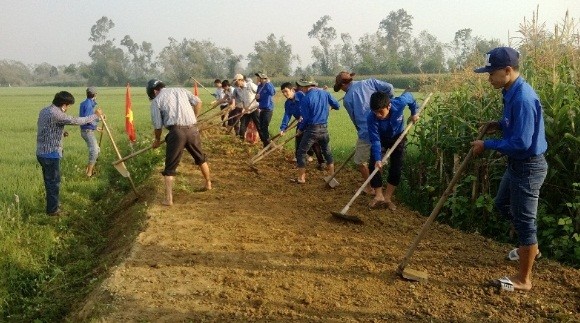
[1,85,420,320]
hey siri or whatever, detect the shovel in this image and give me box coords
[324,148,355,188]
[112,140,165,165]
[331,93,432,224]
[397,123,489,282]
[100,115,139,196]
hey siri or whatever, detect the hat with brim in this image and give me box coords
[255,72,268,79]
[233,73,244,81]
[333,71,355,92]
[296,76,318,87]
[86,86,97,95]
[474,47,520,73]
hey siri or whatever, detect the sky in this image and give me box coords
[1,0,578,69]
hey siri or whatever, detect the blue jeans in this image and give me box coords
[81,129,100,164]
[296,125,333,168]
[37,156,60,214]
[495,154,547,246]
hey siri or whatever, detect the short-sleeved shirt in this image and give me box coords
[150,88,200,129]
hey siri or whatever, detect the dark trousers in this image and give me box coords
[369,134,406,188]
[258,109,273,147]
[37,156,60,213]
[163,125,206,176]
[239,110,260,139]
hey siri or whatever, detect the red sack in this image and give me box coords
[245,121,259,144]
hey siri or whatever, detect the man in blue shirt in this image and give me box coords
[279,82,324,168]
[334,71,394,195]
[293,77,340,184]
[367,91,419,211]
[37,91,103,215]
[255,72,276,147]
[472,47,548,292]
[79,86,100,177]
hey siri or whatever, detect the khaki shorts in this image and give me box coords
[353,138,370,165]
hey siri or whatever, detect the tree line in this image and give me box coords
[0,9,502,87]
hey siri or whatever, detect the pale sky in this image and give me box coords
[0,0,577,68]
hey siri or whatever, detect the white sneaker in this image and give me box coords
[292,157,297,162]
[307,156,314,162]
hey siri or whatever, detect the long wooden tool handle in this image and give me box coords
[250,119,298,162]
[325,148,356,183]
[101,116,139,195]
[112,140,165,165]
[252,133,299,164]
[100,116,123,160]
[338,93,433,214]
[397,122,489,273]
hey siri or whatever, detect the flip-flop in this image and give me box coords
[290,178,306,184]
[368,200,387,210]
[506,248,542,261]
[491,276,515,292]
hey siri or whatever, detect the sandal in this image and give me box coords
[290,178,306,184]
[492,276,515,292]
[368,199,387,210]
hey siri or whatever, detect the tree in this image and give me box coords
[87,16,127,86]
[246,33,295,77]
[121,35,157,83]
[379,9,413,55]
[448,28,476,71]
[409,31,447,73]
[338,33,357,71]
[307,15,339,75]
[354,32,392,74]
[158,37,241,84]
[0,60,32,86]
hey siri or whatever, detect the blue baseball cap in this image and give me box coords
[474,47,520,73]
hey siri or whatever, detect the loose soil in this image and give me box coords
[72,131,579,322]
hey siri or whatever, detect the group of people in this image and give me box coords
[211,73,276,147]
[36,46,547,293]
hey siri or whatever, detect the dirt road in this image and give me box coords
[72,133,579,322]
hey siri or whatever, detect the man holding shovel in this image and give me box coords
[255,72,276,147]
[471,47,547,292]
[147,79,212,206]
[334,71,394,195]
[367,91,419,211]
[79,86,100,177]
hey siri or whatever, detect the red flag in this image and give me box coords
[125,83,136,142]
[194,82,198,96]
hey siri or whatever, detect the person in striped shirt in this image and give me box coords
[147,79,212,206]
[36,91,103,215]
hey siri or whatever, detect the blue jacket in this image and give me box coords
[280,91,304,131]
[298,88,340,131]
[484,76,547,160]
[256,82,276,110]
[367,92,418,161]
[343,79,394,142]
[79,98,98,130]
